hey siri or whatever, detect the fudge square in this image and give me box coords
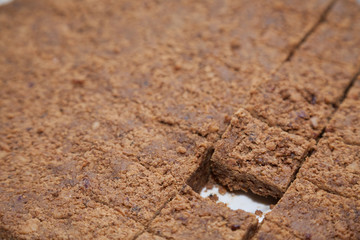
[211,108,313,198]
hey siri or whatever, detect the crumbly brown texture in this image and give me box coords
[212,108,313,198]
[148,186,258,240]
[297,78,360,199]
[1,0,360,239]
[245,67,334,140]
[137,232,166,240]
[326,77,360,145]
[260,179,360,240]
[253,221,300,240]
[298,136,360,200]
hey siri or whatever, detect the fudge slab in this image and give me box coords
[245,75,333,140]
[0,146,182,226]
[298,136,360,200]
[264,179,360,240]
[211,108,313,198]
[277,52,357,105]
[148,186,258,240]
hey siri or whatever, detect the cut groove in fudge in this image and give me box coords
[262,179,360,240]
[187,147,215,193]
[148,186,258,240]
[326,77,360,145]
[211,108,313,198]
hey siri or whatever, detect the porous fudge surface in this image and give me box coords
[148,186,258,240]
[212,108,312,198]
[260,179,360,240]
[1,0,360,239]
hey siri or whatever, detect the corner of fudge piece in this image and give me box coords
[245,74,333,140]
[211,108,313,198]
[265,178,360,240]
[298,135,360,199]
[148,185,258,240]
[253,220,301,240]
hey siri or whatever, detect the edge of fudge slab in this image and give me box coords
[148,186,258,240]
[211,108,313,198]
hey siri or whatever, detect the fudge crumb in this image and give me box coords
[255,210,263,216]
[231,224,241,231]
[205,182,214,190]
[218,185,227,195]
[208,194,219,202]
[176,146,187,154]
[92,121,100,130]
[310,117,318,128]
[270,204,275,210]
[71,78,85,87]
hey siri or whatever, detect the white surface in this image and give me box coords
[0,0,12,6]
[200,184,276,222]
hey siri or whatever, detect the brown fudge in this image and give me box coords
[211,108,313,198]
[245,74,333,139]
[298,136,360,200]
[300,23,360,71]
[277,52,358,105]
[148,186,258,240]
[116,122,213,191]
[326,0,360,30]
[121,0,333,139]
[263,179,360,240]
[127,53,266,139]
[245,3,360,139]
[0,168,144,239]
[253,221,301,240]
[326,78,360,145]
